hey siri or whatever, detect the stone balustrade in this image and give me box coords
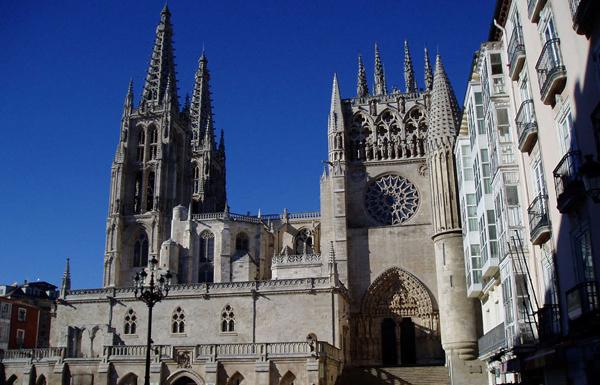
[191,211,320,224]
[104,344,172,360]
[0,347,65,361]
[272,254,322,266]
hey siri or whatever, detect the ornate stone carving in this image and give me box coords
[365,175,419,225]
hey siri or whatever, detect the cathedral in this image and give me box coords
[2,6,486,385]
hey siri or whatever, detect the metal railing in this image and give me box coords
[536,39,566,102]
[478,322,507,357]
[536,304,561,342]
[515,99,538,151]
[553,151,583,212]
[527,194,550,244]
[566,281,599,321]
[508,27,525,74]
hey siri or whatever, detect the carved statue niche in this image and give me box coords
[403,106,428,157]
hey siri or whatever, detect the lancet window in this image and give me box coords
[193,166,200,194]
[294,229,314,254]
[221,305,235,332]
[133,172,142,213]
[171,307,185,334]
[149,126,158,160]
[124,309,137,335]
[136,129,145,162]
[133,232,149,267]
[198,231,214,283]
[146,171,155,212]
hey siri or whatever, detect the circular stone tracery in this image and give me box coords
[365,175,419,225]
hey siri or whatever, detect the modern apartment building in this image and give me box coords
[456,0,600,384]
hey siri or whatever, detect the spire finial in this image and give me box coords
[218,129,225,153]
[357,54,368,97]
[191,51,213,142]
[60,257,71,298]
[424,47,433,91]
[374,43,386,95]
[329,73,344,133]
[328,241,339,286]
[404,40,417,93]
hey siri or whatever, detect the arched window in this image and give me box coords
[149,126,158,159]
[198,231,214,283]
[171,307,185,334]
[221,305,235,332]
[124,309,137,335]
[294,229,313,255]
[193,166,200,194]
[133,232,149,267]
[146,171,155,212]
[134,172,143,213]
[136,129,145,162]
[235,232,249,253]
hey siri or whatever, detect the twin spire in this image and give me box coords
[356,41,434,97]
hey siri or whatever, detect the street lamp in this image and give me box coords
[134,256,172,385]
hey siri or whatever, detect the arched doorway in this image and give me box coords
[400,318,416,364]
[357,267,442,366]
[381,318,398,365]
[173,376,198,385]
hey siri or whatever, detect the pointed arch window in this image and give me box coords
[171,307,185,334]
[198,231,214,283]
[124,309,137,335]
[149,126,158,159]
[221,305,235,332]
[146,171,155,212]
[294,229,313,255]
[193,166,201,194]
[235,232,249,253]
[133,232,149,267]
[136,129,145,162]
[134,172,143,213]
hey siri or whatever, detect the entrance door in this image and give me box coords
[400,318,417,364]
[381,318,398,365]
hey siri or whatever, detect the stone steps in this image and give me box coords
[336,365,450,385]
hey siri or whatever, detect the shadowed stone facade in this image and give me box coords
[0,6,486,385]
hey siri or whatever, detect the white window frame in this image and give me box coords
[17,308,26,322]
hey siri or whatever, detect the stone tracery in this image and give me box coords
[365,175,419,225]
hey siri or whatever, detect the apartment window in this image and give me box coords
[491,53,503,75]
[572,221,595,282]
[502,277,514,325]
[471,244,482,284]
[557,109,575,156]
[496,108,511,140]
[466,194,478,232]
[475,92,485,135]
[474,157,482,203]
[506,185,519,206]
[461,145,474,181]
[0,303,9,319]
[481,149,492,194]
[16,329,25,348]
[531,156,547,196]
[17,308,26,322]
[487,210,499,260]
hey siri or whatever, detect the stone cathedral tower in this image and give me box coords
[103,6,226,287]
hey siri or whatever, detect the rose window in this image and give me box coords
[365,175,419,225]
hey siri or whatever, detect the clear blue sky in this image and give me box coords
[0,0,495,289]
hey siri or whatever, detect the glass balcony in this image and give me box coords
[515,99,538,153]
[528,0,547,22]
[478,322,506,358]
[536,39,567,105]
[553,151,585,213]
[536,304,561,343]
[569,0,599,36]
[566,281,600,333]
[528,194,551,245]
[508,27,526,80]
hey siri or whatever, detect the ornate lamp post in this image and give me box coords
[134,256,172,385]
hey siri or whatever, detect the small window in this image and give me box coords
[221,305,235,332]
[172,307,185,334]
[17,308,26,322]
[133,232,149,267]
[235,233,249,253]
[490,53,503,75]
[16,329,25,347]
[124,309,137,335]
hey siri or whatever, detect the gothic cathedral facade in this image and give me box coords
[2,6,486,385]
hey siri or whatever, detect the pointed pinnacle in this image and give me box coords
[424,47,433,91]
[428,53,460,141]
[374,43,386,95]
[404,40,417,93]
[357,54,368,97]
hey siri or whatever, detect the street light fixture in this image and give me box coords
[134,256,172,385]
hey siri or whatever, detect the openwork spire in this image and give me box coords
[329,73,344,133]
[357,54,368,97]
[424,47,434,91]
[122,80,134,118]
[140,5,178,108]
[190,52,213,144]
[373,43,386,96]
[428,54,460,147]
[404,41,417,93]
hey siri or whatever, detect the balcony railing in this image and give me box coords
[528,0,547,22]
[516,99,538,153]
[508,27,526,80]
[528,194,551,245]
[569,0,599,36]
[536,39,567,105]
[272,253,322,266]
[567,281,599,323]
[478,322,506,358]
[536,304,561,343]
[553,151,584,213]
